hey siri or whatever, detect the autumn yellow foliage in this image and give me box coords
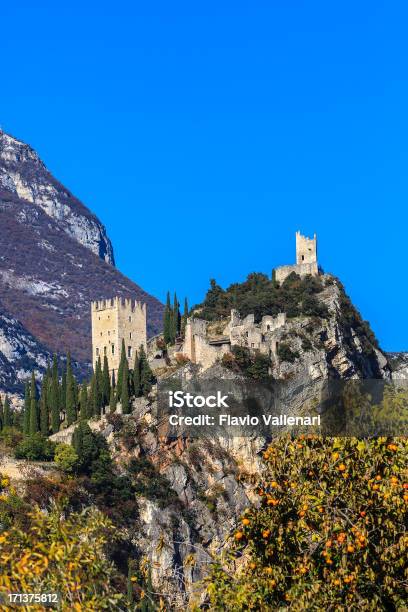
[207,436,408,611]
[0,478,125,611]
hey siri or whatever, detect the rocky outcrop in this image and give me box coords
[387,352,408,379]
[0,130,114,263]
[269,278,391,382]
[99,400,262,608]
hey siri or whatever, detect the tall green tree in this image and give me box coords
[109,385,116,413]
[102,355,111,406]
[65,353,76,426]
[51,355,60,434]
[133,351,141,398]
[163,291,172,344]
[121,357,130,414]
[95,356,103,412]
[3,396,11,429]
[60,369,67,416]
[181,297,189,337]
[79,382,88,421]
[23,381,31,436]
[172,292,180,341]
[116,339,127,402]
[89,373,99,417]
[29,372,39,435]
[139,345,156,396]
[40,375,49,436]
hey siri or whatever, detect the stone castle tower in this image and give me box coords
[296,231,317,265]
[91,297,147,374]
[274,231,319,283]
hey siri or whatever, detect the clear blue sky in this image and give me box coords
[1,1,407,351]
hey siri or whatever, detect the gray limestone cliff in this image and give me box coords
[0,129,114,264]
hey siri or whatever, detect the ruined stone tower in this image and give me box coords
[274,231,319,283]
[91,297,147,374]
[296,231,317,265]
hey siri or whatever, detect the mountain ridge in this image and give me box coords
[0,130,164,396]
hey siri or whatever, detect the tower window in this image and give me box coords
[112,345,115,355]
[96,348,99,356]
[302,255,305,261]
[129,316,132,322]
[129,332,132,339]
[266,325,270,331]
[104,346,107,355]
[128,346,132,358]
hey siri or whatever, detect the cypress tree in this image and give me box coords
[116,339,126,401]
[139,345,155,396]
[109,371,116,412]
[40,375,49,436]
[79,382,88,421]
[3,396,11,429]
[172,292,180,341]
[95,356,103,412]
[133,351,141,398]
[102,355,111,406]
[121,357,130,414]
[29,372,39,435]
[90,373,99,417]
[0,396,3,431]
[109,385,116,413]
[65,353,76,426]
[23,381,31,436]
[163,291,172,344]
[51,355,60,434]
[60,370,67,419]
[181,297,189,337]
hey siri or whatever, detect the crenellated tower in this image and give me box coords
[91,297,147,374]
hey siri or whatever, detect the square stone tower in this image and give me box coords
[91,297,147,374]
[296,230,317,265]
[274,231,319,283]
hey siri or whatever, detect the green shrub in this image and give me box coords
[14,433,55,461]
[54,443,78,474]
[222,346,272,381]
[277,343,300,363]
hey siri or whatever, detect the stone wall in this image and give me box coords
[183,318,230,369]
[229,310,286,357]
[275,262,318,284]
[183,310,287,368]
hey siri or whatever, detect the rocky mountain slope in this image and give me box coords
[0,130,163,395]
[0,130,114,263]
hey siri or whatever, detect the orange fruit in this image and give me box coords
[338,464,346,471]
[235,531,244,540]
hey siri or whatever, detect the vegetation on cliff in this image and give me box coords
[196,272,330,321]
[207,435,408,610]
